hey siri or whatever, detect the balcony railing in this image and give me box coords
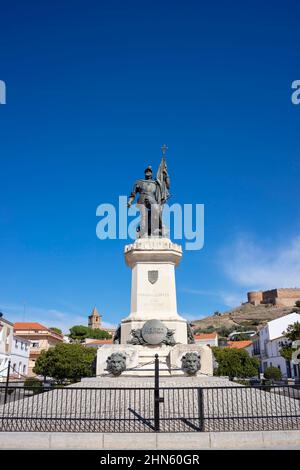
[29,348,44,356]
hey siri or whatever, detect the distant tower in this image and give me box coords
[88,307,102,330]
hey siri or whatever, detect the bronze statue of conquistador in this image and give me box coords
[127,147,170,237]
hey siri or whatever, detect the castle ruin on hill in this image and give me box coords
[247,288,300,307]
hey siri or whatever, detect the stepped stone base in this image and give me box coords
[96,344,213,377]
[96,236,214,378]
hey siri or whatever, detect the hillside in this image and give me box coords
[192,303,298,335]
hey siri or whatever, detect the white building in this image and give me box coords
[228,330,256,340]
[0,315,14,381]
[259,313,300,379]
[14,322,64,376]
[194,332,218,347]
[10,336,30,379]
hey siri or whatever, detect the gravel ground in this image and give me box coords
[0,376,299,433]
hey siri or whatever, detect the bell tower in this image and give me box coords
[88,307,102,330]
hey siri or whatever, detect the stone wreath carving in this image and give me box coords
[128,328,148,345]
[164,329,176,346]
[127,327,176,346]
[106,352,127,376]
[187,322,195,344]
[181,352,201,375]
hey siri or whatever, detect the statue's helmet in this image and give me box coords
[144,165,153,174]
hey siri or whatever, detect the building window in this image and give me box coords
[31,342,39,348]
[286,361,291,378]
[23,364,26,374]
[253,341,260,355]
[293,365,300,378]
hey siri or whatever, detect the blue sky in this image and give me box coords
[0,1,299,333]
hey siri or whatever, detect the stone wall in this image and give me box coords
[248,288,300,307]
[247,291,263,305]
[276,288,300,306]
[1,430,300,450]
[262,289,278,304]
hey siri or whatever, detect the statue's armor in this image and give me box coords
[130,179,158,207]
[128,158,170,237]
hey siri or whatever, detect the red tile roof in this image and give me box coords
[14,322,48,331]
[227,340,252,349]
[194,332,218,340]
[14,322,63,337]
[85,339,113,345]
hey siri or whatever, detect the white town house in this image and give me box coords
[0,315,14,381]
[10,336,30,379]
[258,313,300,379]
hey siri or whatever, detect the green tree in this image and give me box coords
[88,328,111,339]
[199,325,215,333]
[69,325,88,342]
[235,324,252,332]
[231,333,251,341]
[217,329,228,338]
[69,325,111,342]
[24,377,43,394]
[285,322,300,341]
[49,327,62,335]
[295,301,300,308]
[217,326,236,338]
[280,322,300,361]
[212,347,259,379]
[264,366,282,381]
[33,343,97,383]
[280,344,293,361]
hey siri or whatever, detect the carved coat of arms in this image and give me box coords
[148,270,158,284]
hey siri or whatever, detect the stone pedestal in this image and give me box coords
[96,343,214,377]
[97,344,174,377]
[96,345,139,376]
[96,236,214,377]
[121,237,188,345]
[169,344,214,376]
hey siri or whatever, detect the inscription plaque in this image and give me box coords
[141,319,167,345]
